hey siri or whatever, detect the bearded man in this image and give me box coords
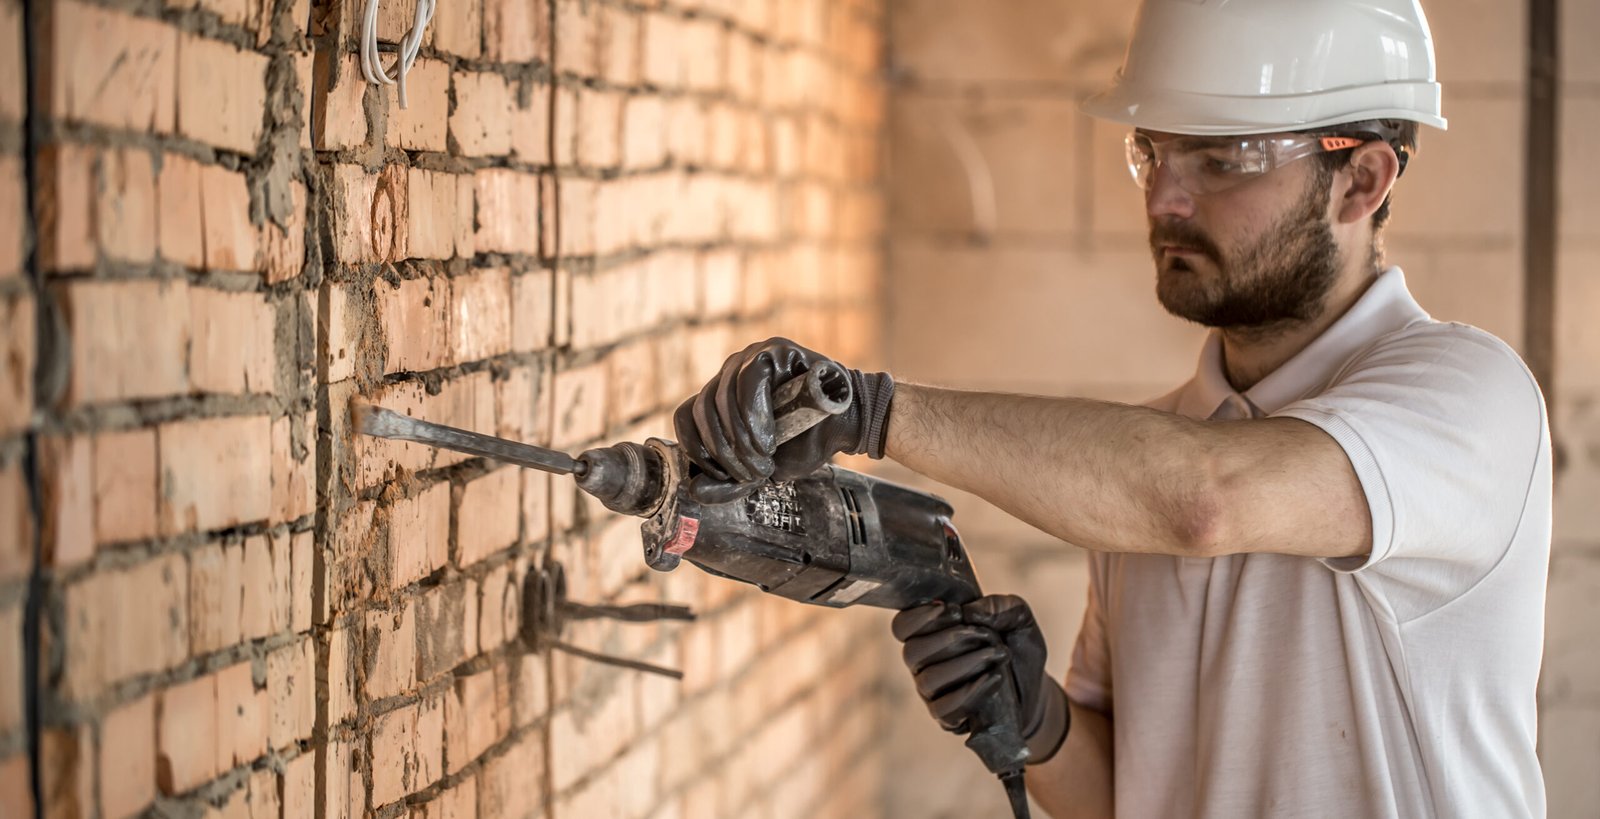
[672,1,1552,816]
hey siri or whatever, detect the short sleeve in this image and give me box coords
[1064,554,1113,713]
[1273,324,1546,614]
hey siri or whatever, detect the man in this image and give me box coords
[673,0,1551,816]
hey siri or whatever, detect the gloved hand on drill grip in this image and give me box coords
[671,337,895,504]
[892,594,1070,766]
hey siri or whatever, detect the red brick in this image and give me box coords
[376,274,452,373]
[440,778,476,819]
[40,143,97,270]
[597,5,639,86]
[510,270,554,353]
[474,169,540,255]
[550,362,607,449]
[0,292,32,436]
[0,753,31,819]
[327,624,356,725]
[289,530,314,631]
[450,268,512,361]
[453,174,477,259]
[416,579,476,681]
[240,533,290,640]
[555,176,598,256]
[196,0,251,27]
[607,339,659,428]
[157,415,273,535]
[386,57,449,151]
[576,88,623,168]
[63,279,189,405]
[101,694,157,818]
[446,670,498,772]
[215,660,268,769]
[0,2,21,123]
[39,434,92,567]
[450,71,514,157]
[188,541,243,655]
[455,467,520,567]
[157,153,205,268]
[375,695,444,808]
[262,181,308,283]
[494,364,546,445]
[552,87,577,166]
[271,414,315,525]
[315,53,369,150]
[282,751,315,819]
[484,0,548,62]
[177,32,268,154]
[433,0,482,57]
[332,163,408,264]
[90,429,159,545]
[476,734,543,819]
[407,169,458,260]
[477,561,517,653]
[0,602,19,735]
[50,1,177,133]
[508,82,551,163]
[521,470,551,546]
[157,674,218,794]
[555,0,598,76]
[200,164,259,271]
[642,13,684,88]
[623,96,666,170]
[265,637,315,750]
[189,287,275,394]
[0,158,22,278]
[366,602,417,701]
[95,146,158,263]
[390,481,450,587]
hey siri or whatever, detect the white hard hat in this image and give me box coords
[1081,0,1448,135]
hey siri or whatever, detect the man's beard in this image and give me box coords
[1149,174,1341,333]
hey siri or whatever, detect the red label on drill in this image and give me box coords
[665,516,700,556]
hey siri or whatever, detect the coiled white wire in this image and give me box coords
[361,0,435,109]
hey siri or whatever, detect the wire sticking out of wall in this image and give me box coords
[360,0,434,109]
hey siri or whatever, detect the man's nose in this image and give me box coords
[1145,163,1196,220]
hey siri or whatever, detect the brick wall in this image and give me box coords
[4,0,892,817]
[881,0,1599,815]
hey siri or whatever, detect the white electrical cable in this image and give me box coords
[361,0,435,109]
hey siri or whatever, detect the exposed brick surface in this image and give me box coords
[101,694,157,819]
[20,2,900,817]
[50,1,177,133]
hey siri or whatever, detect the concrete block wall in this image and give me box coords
[1540,0,1600,813]
[3,0,893,817]
[881,0,1599,816]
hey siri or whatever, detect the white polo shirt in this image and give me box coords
[1065,267,1551,818]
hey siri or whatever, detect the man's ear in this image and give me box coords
[1336,141,1401,225]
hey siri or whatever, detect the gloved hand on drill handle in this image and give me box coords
[892,594,1070,766]
[672,337,896,503]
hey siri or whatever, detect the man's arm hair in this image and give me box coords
[885,383,1370,559]
[1027,701,1114,818]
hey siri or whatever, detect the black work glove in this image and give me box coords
[672,337,895,504]
[892,595,1070,766]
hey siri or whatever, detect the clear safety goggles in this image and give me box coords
[1125,131,1368,196]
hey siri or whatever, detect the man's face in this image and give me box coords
[1143,132,1342,332]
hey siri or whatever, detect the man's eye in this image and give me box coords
[1202,155,1242,174]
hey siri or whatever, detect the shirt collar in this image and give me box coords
[1177,266,1431,419]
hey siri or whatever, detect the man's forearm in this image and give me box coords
[1028,702,1114,819]
[884,382,1214,556]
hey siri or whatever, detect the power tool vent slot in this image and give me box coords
[840,486,868,547]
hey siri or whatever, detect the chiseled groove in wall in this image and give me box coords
[541,0,561,814]
[21,0,46,808]
[1523,0,1559,426]
[308,5,336,819]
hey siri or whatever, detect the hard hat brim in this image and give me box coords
[1080,77,1448,135]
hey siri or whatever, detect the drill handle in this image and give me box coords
[771,362,853,445]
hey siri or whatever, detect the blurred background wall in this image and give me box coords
[878,0,1600,815]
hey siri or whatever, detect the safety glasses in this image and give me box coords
[1125,131,1368,196]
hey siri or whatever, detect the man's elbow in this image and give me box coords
[1169,489,1228,557]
